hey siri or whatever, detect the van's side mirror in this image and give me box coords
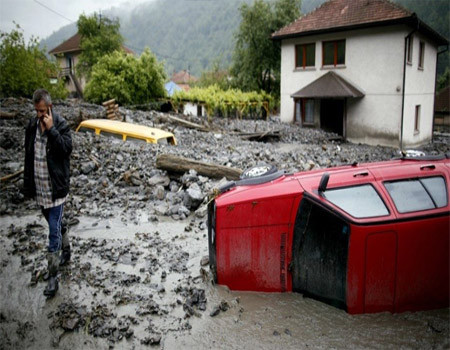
[318,173,330,196]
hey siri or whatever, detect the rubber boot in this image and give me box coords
[59,224,71,266]
[44,252,59,297]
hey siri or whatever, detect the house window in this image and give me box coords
[406,36,413,64]
[414,105,420,133]
[418,41,425,69]
[323,40,345,67]
[296,43,315,69]
[295,99,315,125]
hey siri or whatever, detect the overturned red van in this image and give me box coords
[208,155,450,314]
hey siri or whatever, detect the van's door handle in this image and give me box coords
[353,171,369,177]
[420,164,435,170]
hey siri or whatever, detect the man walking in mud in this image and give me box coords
[23,89,72,297]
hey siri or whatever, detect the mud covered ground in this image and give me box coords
[0,98,449,349]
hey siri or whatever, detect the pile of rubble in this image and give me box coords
[0,97,421,222]
[0,97,448,348]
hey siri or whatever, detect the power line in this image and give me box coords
[33,0,74,23]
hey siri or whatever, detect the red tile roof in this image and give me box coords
[49,32,134,55]
[49,33,82,55]
[272,0,447,45]
[171,70,198,84]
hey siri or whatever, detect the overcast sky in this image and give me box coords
[0,0,149,42]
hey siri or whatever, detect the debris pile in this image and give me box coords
[0,97,420,222]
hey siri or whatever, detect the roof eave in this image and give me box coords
[272,16,448,46]
[49,48,82,55]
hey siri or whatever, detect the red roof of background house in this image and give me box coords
[272,0,448,45]
[435,86,449,113]
[171,70,198,84]
[48,32,134,55]
[49,33,82,55]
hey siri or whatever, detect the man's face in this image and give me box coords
[34,100,50,119]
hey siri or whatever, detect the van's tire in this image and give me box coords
[240,164,278,180]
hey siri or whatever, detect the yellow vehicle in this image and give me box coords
[76,119,177,145]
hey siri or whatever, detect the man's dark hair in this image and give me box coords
[32,89,52,105]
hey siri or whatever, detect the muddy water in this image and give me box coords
[0,212,448,350]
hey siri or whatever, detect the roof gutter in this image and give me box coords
[400,15,419,153]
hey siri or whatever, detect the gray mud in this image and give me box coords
[1,98,449,349]
[1,214,448,350]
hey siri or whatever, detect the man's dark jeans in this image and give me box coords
[41,204,64,253]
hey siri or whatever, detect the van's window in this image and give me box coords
[384,176,448,213]
[157,138,168,145]
[100,131,124,140]
[323,184,389,218]
[78,127,95,134]
[126,136,147,143]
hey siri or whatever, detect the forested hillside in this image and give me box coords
[40,0,449,77]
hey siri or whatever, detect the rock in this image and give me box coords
[141,334,161,345]
[183,183,204,210]
[195,204,208,218]
[148,174,170,186]
[200,256,209,266]
[219,300,229,312]
[210,306,220,317]
[154,185,165,200]
[81,161,96,174]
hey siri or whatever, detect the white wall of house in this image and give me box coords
[279,25,439,148]
[402,32,438,147]
[183,102,204,117]
[56,52,86,94]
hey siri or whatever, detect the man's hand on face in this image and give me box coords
[35,100,53,131]
[42,107,54,130]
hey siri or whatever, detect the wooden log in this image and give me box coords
[102,99,115,107]
[0,111,17,119]
[162,114,210,132]
[156,154,242,180]
[236,130,281,142]
[1,169,24,183]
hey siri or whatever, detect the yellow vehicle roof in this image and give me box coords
[76,119,177,145]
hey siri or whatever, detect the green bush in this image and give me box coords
[84,49,167,105]
[0,25,68,99]
[172,84,275,117]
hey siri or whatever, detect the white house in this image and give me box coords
[272,0,448,148]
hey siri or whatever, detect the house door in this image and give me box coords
[320,99,344,135]
[66,56,74,74]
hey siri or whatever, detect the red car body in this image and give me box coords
[208,156,450,314]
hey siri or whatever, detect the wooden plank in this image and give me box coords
[102,99,115,107]
[156,154,242,180]
[1,169,24,182]
[0,111,17,119]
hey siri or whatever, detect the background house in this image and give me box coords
[49,33,133,98]
[272,0,448,148]
[170,70,198,92]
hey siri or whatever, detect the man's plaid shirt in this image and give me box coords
[34,121,66,209]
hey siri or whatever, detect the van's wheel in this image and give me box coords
[240,164,278,179]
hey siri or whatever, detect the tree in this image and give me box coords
[437,67,449,92]
[230,0,301,95]
[76,13,124,79]
[84,49,166,105]
[0,25,67,98]
[195,56,231,90]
